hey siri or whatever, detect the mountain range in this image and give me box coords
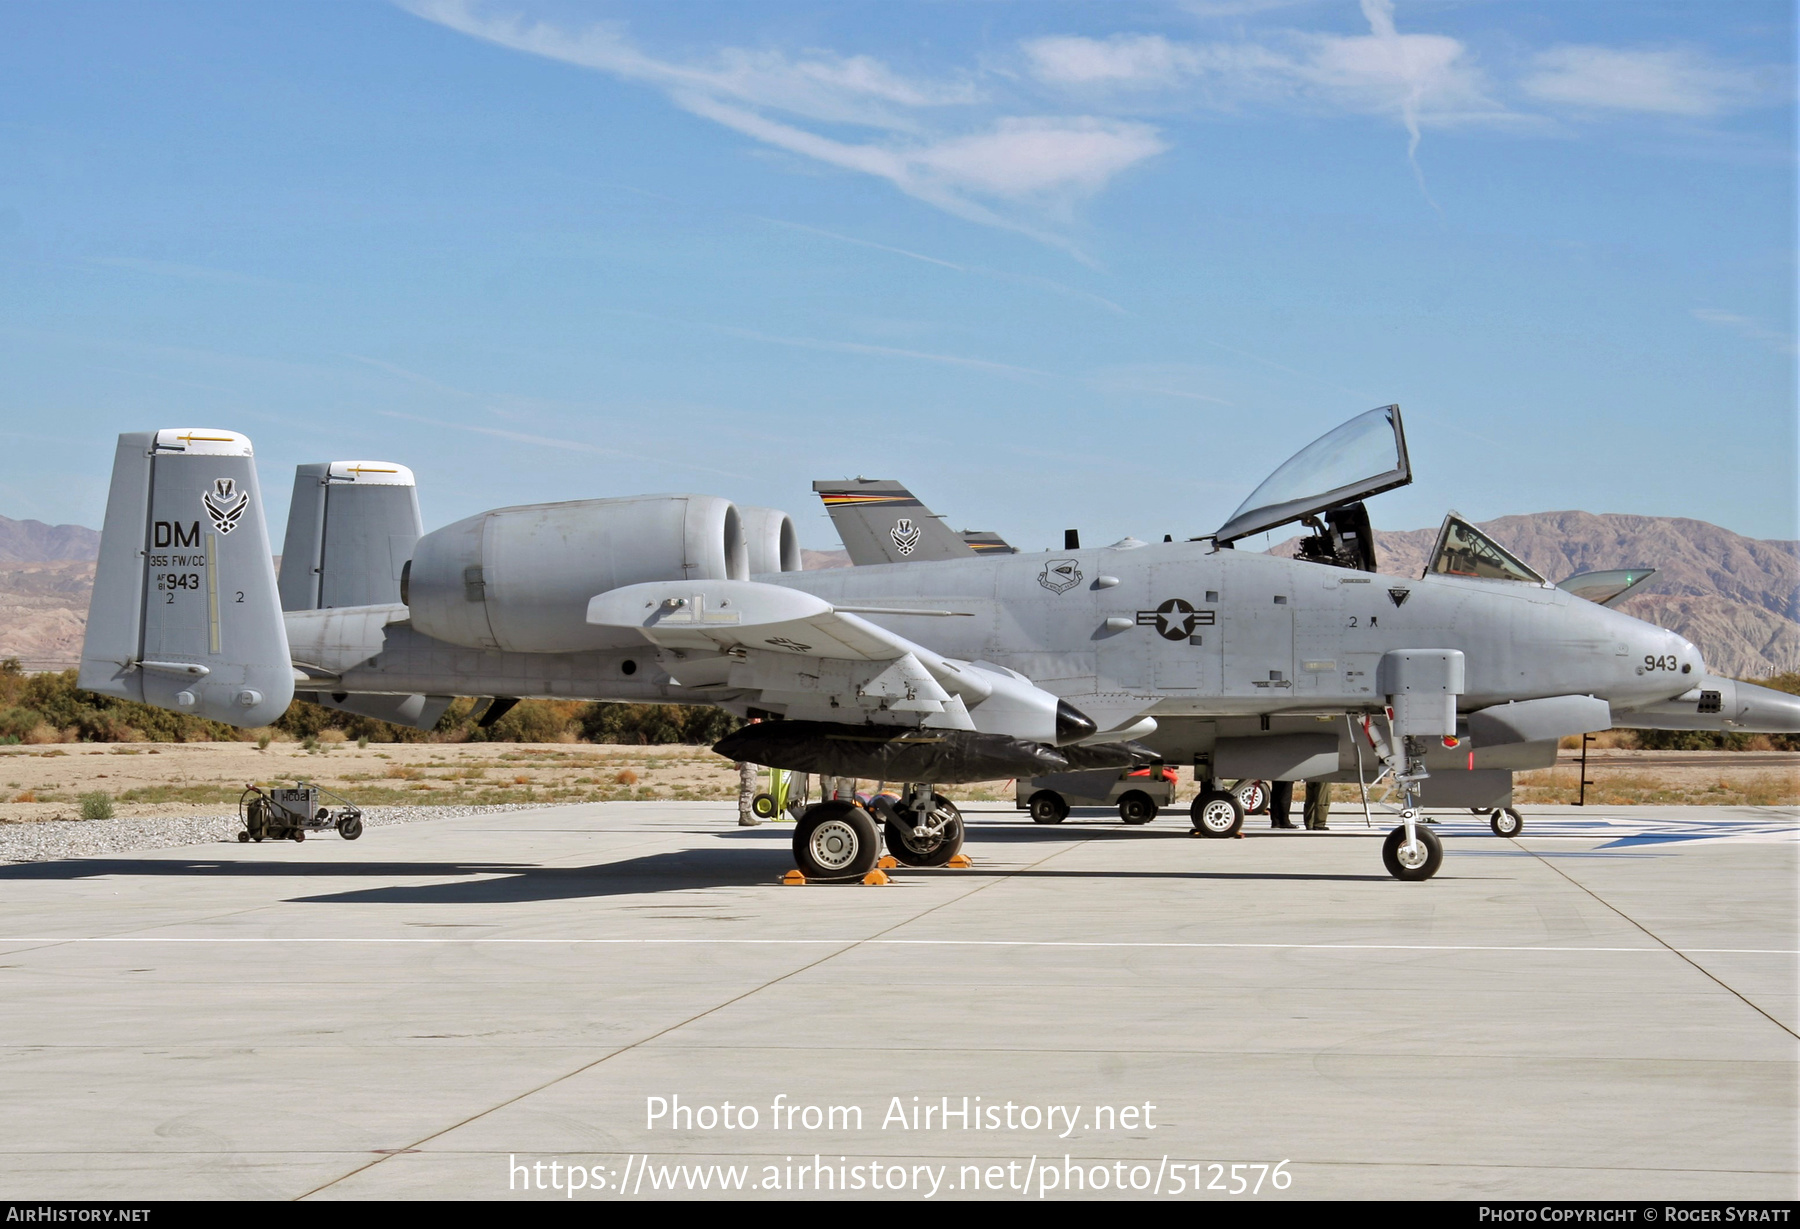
[3,512,1794,679]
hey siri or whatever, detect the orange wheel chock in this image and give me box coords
[861,869,891,886]
[876,855,899,870]
[782,869,807,886]
[946,854,973,868]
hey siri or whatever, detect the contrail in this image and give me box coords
[1361,0,1441,214]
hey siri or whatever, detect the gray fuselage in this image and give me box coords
[333,538,1701,744]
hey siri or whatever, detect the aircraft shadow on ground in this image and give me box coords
[0,835,1401,904]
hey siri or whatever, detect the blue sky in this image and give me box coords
[1,0,1794,553]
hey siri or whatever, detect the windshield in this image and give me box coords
[1216,405,1410,544]
[1557,568,1657,607]
[1426,514,1545,584]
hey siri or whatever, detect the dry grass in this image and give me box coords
[0,738,1791,822]
[1516,767,1797,807]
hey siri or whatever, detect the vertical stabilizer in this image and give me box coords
[278,461,421,611]
[79,429,293,727]
[812,479,976,565]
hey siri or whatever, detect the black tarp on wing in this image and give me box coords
[714,721,1092,783]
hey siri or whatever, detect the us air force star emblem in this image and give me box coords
[891,519,920,556]
[1151,598,1197,641]
[1038,558,1082,594]
[201,478,249,535]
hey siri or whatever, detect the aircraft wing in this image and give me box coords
[587,579,1088,743]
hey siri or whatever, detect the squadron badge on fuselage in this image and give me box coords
[1039,558,1082,594]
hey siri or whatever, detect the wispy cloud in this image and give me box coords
[404,0,1165,252]
[1020,8,1506,209]
[347,353,476,398]
[1522,46,1783,118]
[761,218,968,272]
[712,324,1054,381]
[86,256,289,289]
[375,409,748,479]
[1691,308,1797,356]
[757,217,1126,313]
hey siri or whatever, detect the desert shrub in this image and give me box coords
[78,791,114,821]
[576,703,740,745]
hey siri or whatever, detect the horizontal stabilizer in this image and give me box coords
[302,691,453,730]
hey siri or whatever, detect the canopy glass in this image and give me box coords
[1216,405,1410,545]
[1425,514,1544,584]
[1556,568,1658,607]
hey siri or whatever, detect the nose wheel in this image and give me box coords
[1489,807,1522,838]
[1382,819,1443,881]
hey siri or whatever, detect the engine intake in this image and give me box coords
[406,495,746,652]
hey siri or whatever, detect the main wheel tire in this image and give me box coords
[1490,807,1523,838]
[1027,790,1069,824]
[337,814,364,841]
[1382,823,1443,881]
[1232,780,1269,815]
[1117,790,1158,825]
[885,814,965,867]
[750,792,777,819]
[793,801,880,881]
[1190,791,1244,838]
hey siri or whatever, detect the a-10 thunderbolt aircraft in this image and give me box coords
[79,408,1800,883]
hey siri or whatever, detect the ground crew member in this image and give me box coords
[1269,780,1296,828]
[737,759,759,826]
[1303,781,1332,830]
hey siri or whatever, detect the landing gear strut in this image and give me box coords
[1382,733,1441,881]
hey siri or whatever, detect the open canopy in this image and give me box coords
[1216,405,1411,545]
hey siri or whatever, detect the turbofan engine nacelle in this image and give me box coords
[406,495,746,653]
[739,506,801,575]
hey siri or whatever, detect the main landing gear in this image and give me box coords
[790,785,965,880]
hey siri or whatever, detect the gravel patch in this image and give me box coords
[0,803,551,865]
